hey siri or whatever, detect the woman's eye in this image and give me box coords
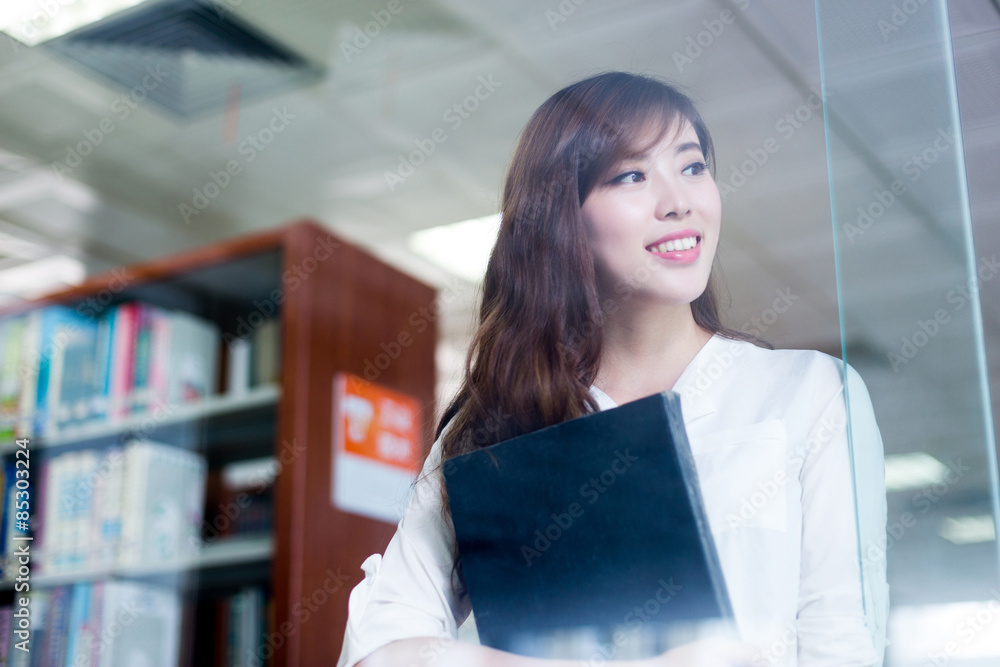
[611,171,644,184]
[682,161,708,176]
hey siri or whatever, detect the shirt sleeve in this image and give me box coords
[337,435,472,667]
[796,363,887,666]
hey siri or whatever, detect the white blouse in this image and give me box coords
[337,333,889,667]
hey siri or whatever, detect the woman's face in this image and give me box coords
[581,119,721,307]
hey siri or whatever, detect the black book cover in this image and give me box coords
[444,391,732,655]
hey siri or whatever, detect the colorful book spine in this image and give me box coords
[90,313,113,425]
[129,304,154,415]
[40,585,70,667]
[108,303,139,421]
[32,459,48,576]
[15,310,40,438]
[43,455,70,574]
[66,451,99,570]
[167,311,220,403]
[0,461,12,580]
[119,440,206,566]
[33,306,76,436]
[51,314,102,431]
[0,317,27,439]
[89,448,124,569]
[64,583,92,667]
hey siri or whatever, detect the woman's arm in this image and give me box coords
[339,437,757,667]
[795,363,887,665]
[357,636,757,667]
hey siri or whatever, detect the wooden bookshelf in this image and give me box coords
[0,535,274,590]
[0,384,280,453]
[0,220,438,666]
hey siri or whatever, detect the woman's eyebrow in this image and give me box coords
[675,141,703,155]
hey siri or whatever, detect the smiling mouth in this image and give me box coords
[645,235,700,253]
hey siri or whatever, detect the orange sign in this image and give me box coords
[333,373,422,474]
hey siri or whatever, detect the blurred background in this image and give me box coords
[0,0,998,665]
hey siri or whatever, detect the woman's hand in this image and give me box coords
[644,638,758,667]
[356,636,760,667]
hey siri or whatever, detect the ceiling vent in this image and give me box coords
[46,0,323,119]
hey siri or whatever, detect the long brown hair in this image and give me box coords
[436,71,765,460]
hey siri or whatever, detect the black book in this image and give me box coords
[444,391,733,658]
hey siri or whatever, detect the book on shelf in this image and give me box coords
[30,306,80,437]
[0,581,182,667]
[224,337,251,396]
[41,585,70,667]
[119,440,207,566]
[0,459,29,580]
[202,457,276,543]
[250,318,281,388]
[194,586,269,667]
[224,316,280,395]
[49,311,108,432]
[90,448,124,569]
[28,440,206,577]
[0,300,222,440]
[0,317,28,440]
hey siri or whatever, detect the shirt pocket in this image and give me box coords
[691,420,788,534]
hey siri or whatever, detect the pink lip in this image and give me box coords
[645,228,702,264]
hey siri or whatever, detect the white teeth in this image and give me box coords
[649,236,698,253]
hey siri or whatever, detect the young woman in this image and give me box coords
[337,72,887,667]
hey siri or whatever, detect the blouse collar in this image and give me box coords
[588,333,722,426]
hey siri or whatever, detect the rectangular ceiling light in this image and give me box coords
[883,452,950,492]
[0,0,146,46]
[409,214,501,283]
[0,255,86,304]
[939,514,997,545]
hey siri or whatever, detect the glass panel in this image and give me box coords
[0,250,283,665]
[814,0,1000,664]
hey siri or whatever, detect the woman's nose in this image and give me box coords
[654,181,691,220]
